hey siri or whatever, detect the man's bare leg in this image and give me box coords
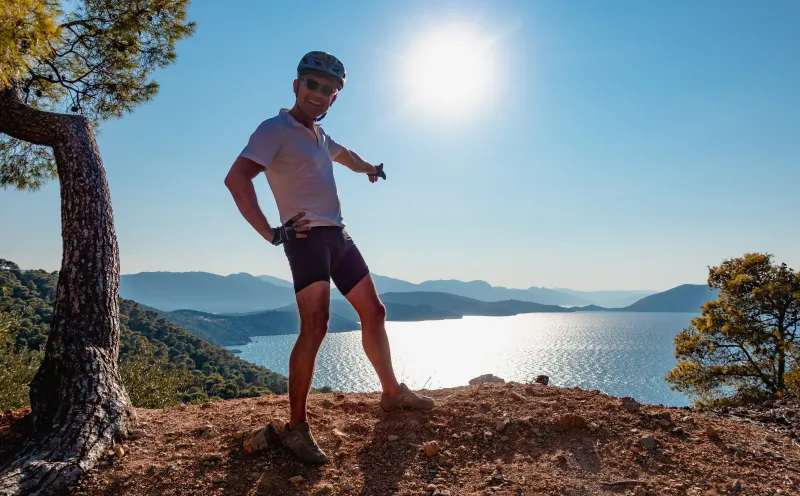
[344,274,402,397]
[288,280,330,429]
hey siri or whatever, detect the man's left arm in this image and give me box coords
[332,145,377,174]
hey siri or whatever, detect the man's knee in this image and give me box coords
[361,300,386,326]
[300,308,330,342]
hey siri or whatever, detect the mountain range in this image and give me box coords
[121,271,657,314]
[138,282,719,347]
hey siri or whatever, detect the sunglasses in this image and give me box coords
[301,77,338,97]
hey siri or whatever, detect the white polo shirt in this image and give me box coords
[239,109,346,228]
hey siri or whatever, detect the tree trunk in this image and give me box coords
[0,85,133,495]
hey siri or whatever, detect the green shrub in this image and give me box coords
[120,341,193,409]
[0,311,44,411]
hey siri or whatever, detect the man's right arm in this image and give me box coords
[224,156,276,243]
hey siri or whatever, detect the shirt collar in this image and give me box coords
[280,108,317,130]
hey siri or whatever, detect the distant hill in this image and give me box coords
[621,284,718,313]
[161,307,360,347]
[120,271,295,313]
[379,291,574,316]
[256,275,294,288]
[548,288,656,308]
[327,299,462,322]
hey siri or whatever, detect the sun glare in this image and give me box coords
[404,23,497,115]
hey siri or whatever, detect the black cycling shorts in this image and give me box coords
[283,226,369,296]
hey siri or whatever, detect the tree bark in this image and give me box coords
[0,85,133,495]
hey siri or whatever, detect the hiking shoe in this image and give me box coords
[380,383,435,411]
[274,420,328,464]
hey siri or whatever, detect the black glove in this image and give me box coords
[368,163,386,180]
[270,219,296,246]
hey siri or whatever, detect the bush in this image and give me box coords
[0,311,44,410]
[120,341,193,409]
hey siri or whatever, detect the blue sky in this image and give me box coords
[1,0,799,291]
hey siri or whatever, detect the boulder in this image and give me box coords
[469,374,505,385]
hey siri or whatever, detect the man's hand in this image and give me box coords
[368,163,386,183]
[268,211,311,245]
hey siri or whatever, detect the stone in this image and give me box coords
[638,435,658,451]
[732,480,742,492]
[388,435,399,442]
[621,397,640,412]
[535,375,549,386]
[495,419,509,433]
[203,452,223,462]
[212,474,225,484]
[231,420,246,431]
[657,419,672,428]
[129,429,149,440]
[243,426,272,454]
[469,374,505,385]
[510,392,528,402]
[289,475,304,484]
[314,484,334,495]
[555,451,568,462]
[423,440,441,457]
[705,426,720,439]
[634,487,648,496]
[559,414,587,430]
[519,417,533,427]
[200,402,213,409]
[113,445,125,458]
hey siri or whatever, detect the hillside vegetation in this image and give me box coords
[0,259,291,408]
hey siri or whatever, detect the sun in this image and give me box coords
[403,23,497,116]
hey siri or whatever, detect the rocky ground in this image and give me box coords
[2,378,799,495]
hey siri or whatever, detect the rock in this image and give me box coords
[113,445,125,458]
[765,434,776,442]
[200,402,213,409]
[129,429,149,440]
[388,435,399,442]
[289,475,304,484]
[535,375,549,386]
[634,487,648,496]
[435,491,452,496]
[495,419,509,432]
[555,451,568,462]
[510,391,528,402]
[621,397,640,412]
[638,435,658,451]
[559,414,587,430]
[657,419,672,428]
[732,480,742,492]
[500,435,509,442]
[197,424,216,437]
[243,426,271,454]
[231,420,246,431]
[705,426,720,439]
[322,399,334,408]
[425,420,441,429]
[425,484,437,491]
[519,417,533,427]
[422,440,441,456]
[314,484,334,495]
[469,374,505,385]
[212,474,225,484]
[203,452,223,462]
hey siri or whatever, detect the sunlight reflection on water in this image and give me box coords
[231,312,696,407]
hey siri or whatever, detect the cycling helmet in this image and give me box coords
[297,51,346,88]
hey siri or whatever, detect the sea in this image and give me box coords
[228,312,698,407]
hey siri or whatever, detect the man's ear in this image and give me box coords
[293,79,299,95]
[331,93,337,105]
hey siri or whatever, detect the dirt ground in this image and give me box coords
[4,381,799,495]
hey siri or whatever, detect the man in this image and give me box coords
[224,51,434,464]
